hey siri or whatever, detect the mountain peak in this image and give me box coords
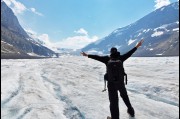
[1,1,29,37]
[82,3,179,57]
[1,2,55,58]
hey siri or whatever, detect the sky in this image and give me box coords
[2,0,179,50]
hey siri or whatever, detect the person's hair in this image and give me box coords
[110,47,120,58]
[110,47,117,54]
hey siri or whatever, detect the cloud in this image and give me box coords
[26,28,99,50]
[3,0,43,16]
[30,8,43,16]
[55,35,99,49]
[38,34,60,52]
[34,33,98,50]
[3,0,27,14]
[50,28,99,49]
[25,29,56,51]
[74,28,88,36]
[25,29,50,45]
[38,34,53,47]
[154,0,171,9]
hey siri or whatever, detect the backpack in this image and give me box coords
[102,59,127,92]
[107,59,124,82]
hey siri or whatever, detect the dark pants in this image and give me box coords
[108,81,132,119]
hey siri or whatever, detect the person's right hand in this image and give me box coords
[136,39,144,48]
[80,51,88,57]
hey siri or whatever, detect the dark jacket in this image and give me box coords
[88,47,137,66]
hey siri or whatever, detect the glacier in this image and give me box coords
[1,56,179,119]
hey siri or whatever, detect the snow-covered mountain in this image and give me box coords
[1,1,55,58]
[26,31,82,56]
[82,2,179,56]
[26,32,45,46]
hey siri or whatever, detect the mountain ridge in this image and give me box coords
[82,2,179,57]
[1,1,55,59]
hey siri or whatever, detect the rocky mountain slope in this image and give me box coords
[1,1,55,58]
[82,2,179,56]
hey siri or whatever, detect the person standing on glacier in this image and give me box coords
[81,39,144,119]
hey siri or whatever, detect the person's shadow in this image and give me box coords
[128,116,136,119]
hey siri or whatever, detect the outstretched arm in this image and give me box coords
[136,39,144,48]
[81,51,88,57]
[80,51,108,64]
[122,39,144,61]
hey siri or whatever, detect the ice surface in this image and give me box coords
[1,56,179,119]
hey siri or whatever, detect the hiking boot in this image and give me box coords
[107,116,111,119]
[127,107,135,117]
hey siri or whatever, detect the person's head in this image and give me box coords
[110,47,120,58]
[110,47,117,54]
